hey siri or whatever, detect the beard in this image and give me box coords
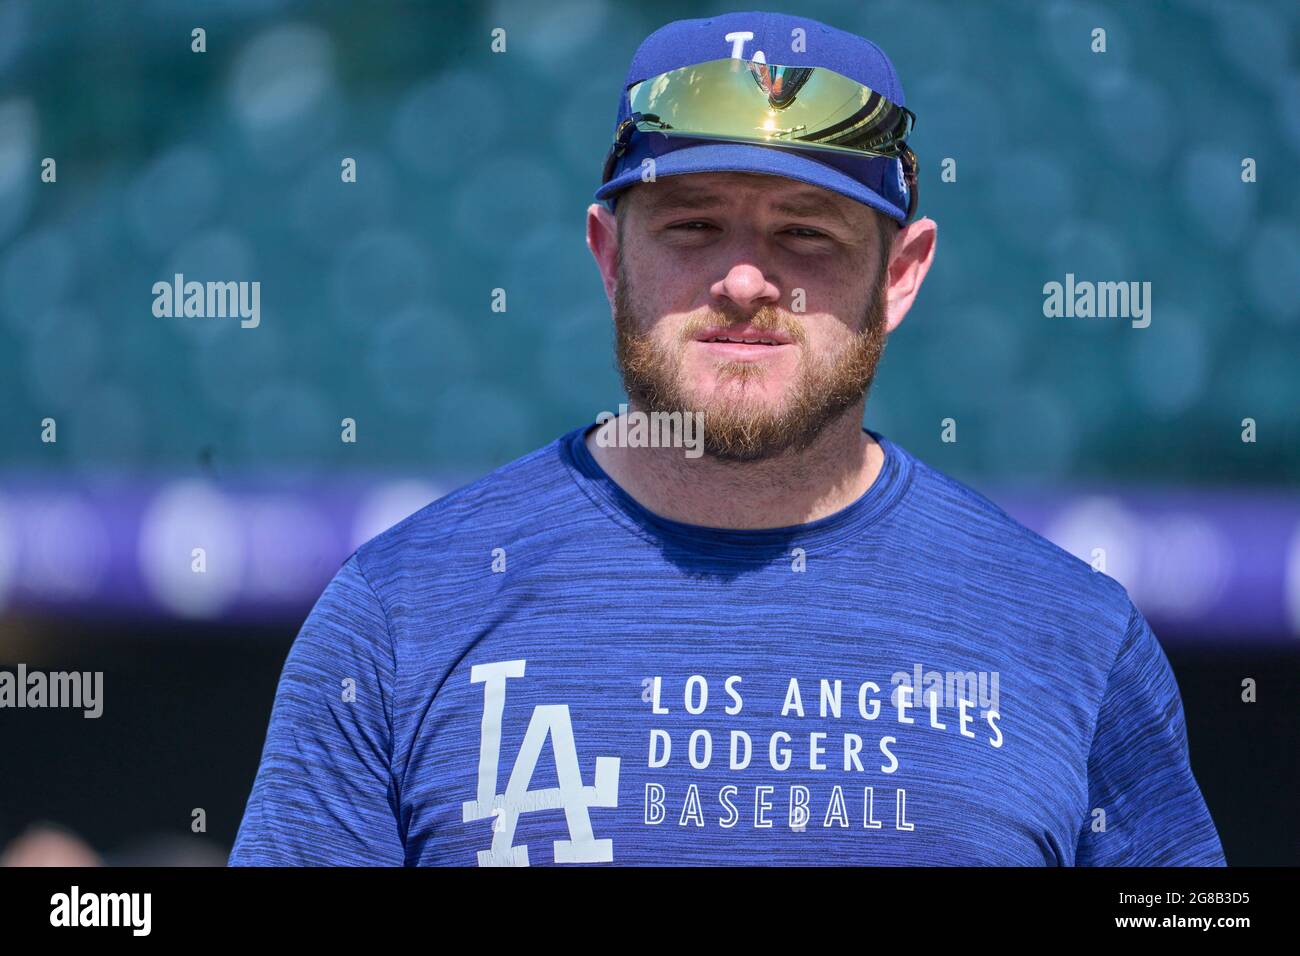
[612,255,889,462]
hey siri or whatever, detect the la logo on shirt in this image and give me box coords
[460,659,1003,866]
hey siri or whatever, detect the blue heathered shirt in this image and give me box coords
[229,425,1226,867]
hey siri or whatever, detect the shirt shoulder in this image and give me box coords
[350,432,585,585]
[889,443,1136,660]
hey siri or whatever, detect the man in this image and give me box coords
[230,11,1225,867]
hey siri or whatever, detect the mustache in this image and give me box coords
[678,307,808,345]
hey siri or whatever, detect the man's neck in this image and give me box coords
[584,402,882,530]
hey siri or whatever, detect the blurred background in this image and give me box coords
[0,0,1296,865]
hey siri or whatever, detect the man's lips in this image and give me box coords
[691,324,795,348]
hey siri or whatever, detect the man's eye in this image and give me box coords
[664,222,828,239]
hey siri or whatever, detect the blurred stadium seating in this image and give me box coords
[1,0,1298,635]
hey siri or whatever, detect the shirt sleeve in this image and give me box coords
[228,555,405,866]
[1074,602,1225,866]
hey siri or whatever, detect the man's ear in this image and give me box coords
[883,216,937,335]
[587,202,620,305]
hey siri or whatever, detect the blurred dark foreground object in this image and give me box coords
[1,822,228,867]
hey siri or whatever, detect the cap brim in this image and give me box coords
[594,138,907,223]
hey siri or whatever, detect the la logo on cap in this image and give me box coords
[725,30,767,62]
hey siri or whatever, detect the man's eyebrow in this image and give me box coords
[640,186,857,230]
[638,187,730,214]
[768,195,856,229]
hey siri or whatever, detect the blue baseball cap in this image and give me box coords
[594,11,917,224]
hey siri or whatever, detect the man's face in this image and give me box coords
[612,171,892,461]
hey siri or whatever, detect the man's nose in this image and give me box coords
[710,263,781,314]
